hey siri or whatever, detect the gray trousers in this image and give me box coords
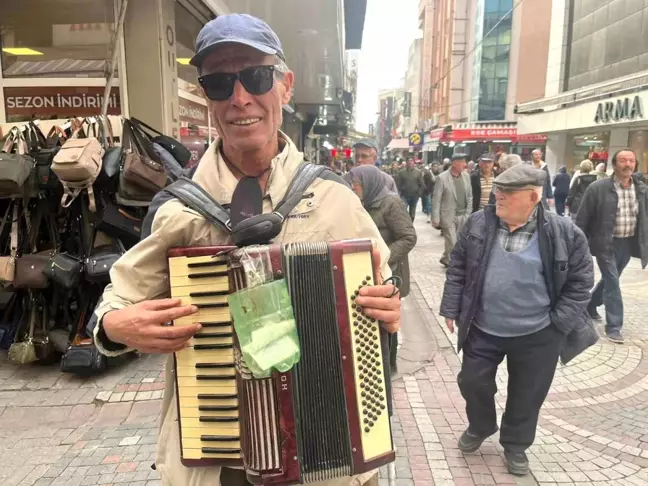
[440,213,470,265]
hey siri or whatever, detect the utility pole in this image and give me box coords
[101,0,129,117]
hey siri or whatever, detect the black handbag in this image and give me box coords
[96,200,142,248]
[60,344,106,376]
[42,252,84,289]
[85,241,125,283]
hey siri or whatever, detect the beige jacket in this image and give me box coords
[431,169,473,228]
[94,134,391,486]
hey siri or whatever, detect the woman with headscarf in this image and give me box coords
[348,165,417,374]
[552,166,571,216]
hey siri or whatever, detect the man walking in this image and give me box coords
[576,148,648,344]
[440,164,594,476]
[395,157,424,220]
[470,153,496,213]
[531,149,553,208]
[432,154,472,267]
[353,139,398,193]
[421,164,435,222]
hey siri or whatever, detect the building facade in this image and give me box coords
[418,0,552,162]
[403,38,422,136]
[517,0,648,175]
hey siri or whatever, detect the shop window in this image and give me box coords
[568,132,610,171]
[0,0,115,78]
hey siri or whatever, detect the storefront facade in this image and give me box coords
[425,122,548,163]
[518,88,648,174]
[0,0,221,143]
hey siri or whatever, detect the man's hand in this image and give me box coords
[102,299,200,354]
[353,249,401,333]
[445,318,455,333]
[356,285,400,333]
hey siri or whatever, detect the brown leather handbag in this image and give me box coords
[121,119,167,193]
[14,202,58,289]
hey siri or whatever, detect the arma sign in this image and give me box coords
[594,96,644,124]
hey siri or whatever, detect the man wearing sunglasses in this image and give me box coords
[92,13,398,486]
[439,164,596,476]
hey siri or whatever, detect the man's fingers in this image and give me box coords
[358,284,399,299]
[148,305,199,324]
[150,324,201,340]
[138,337,193,354]
[139,298,183,311]
[355,295,400,311]
[381,321,400,333]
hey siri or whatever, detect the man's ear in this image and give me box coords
[280,71,295,104]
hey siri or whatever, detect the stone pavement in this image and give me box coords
[0,209,647,486]
[379,211,648,486]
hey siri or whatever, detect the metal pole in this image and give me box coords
[102,0,129,118]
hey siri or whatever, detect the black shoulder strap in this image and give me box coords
[140,161,344,240]
[162,177,231,232]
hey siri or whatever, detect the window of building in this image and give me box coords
[0,0,115,78]
[568,132,610,171]
[175,2,207,96]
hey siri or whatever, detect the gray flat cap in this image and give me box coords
[353,138,379,152]
[493,163,547,190]
[451,153,468,161]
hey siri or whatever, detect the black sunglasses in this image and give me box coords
[198,65,279,101]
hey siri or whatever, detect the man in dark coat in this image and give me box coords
[470,153,496,213]
[440,164,595,476]
[575,148,648,344]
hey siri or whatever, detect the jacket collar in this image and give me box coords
[192,131,303,209]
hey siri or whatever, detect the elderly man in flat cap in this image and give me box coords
[353,138,398,192]
[440,164,596,476]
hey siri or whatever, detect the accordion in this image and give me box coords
[168,239,395,485]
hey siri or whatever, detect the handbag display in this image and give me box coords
[51,118,105,211]
[85,240,125,283]
[0,129,35,196]
[130,117,191,166]
[96,199,142,248]
[42,253,84,289]
[60,342,106,376]
[8,293,38,365]
[0,204,19,287]
[95,116,123,191]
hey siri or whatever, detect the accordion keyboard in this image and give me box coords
[343,250,393,462]
[168,254,241,465]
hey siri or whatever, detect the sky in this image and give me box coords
[355,0,421,134]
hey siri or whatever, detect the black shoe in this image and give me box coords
[439,259,449,268]
[504,450,529,476]
[588,307,602,320]
[457,429,488,453]
[606,330,624,344]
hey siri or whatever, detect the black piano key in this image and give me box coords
[201,435,239,441]
[197,393,238,400]
[190,290,230,298]
[195,363,234,369]
[198,321,232,328]
[193,344,233,350]
[196,374,236,380]
[188,261,225,268]
[188,271,228,279]
[195,302,228,309]
[199,416,239,422]
[201,447,241,454]
[193,332,233,339]
[199,404,239,411]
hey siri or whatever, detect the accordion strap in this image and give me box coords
[162,161,329,234]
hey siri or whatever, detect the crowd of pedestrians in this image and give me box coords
[340,143,647,477]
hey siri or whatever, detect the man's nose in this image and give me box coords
[230,79,253,106]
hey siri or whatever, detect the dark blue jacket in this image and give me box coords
[553,172,571,198]
[440,205,597,364]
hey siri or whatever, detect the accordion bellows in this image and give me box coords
[168,239,395,485]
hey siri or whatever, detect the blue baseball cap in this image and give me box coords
[190,14,285,68]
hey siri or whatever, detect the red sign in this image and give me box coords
[428,127,547,143]
[4,86,120,117]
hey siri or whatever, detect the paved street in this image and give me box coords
[0,210,647,486]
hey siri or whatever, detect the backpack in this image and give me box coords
[51,120,104,211]
[141,161,349,245]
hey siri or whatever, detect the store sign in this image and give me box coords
[408,132,423,147]
[428,127,548,143]
[179,96,208,125]
[594,96,644,124]
[4,87,120,117]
